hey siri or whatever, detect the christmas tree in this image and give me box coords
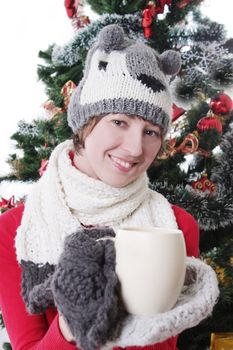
[1,1,233,349]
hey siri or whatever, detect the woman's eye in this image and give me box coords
[145,129,161,137]
[113,120,125,127]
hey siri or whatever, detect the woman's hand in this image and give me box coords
[58,314,75,343]
[51,228,125,350]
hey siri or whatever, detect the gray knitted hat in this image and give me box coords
[68,24,181,136]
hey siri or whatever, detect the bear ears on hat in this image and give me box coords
[97,24,181,76]
[98,24,125,52]
[159,50,181,76]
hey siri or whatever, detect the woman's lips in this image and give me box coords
[109,155,136,172]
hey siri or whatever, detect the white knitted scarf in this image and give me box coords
[16,140,177,266]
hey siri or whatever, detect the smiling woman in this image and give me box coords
[0,23,219,350]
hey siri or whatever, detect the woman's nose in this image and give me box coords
[122,132,143,157]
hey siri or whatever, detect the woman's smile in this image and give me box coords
[109,155,136,172]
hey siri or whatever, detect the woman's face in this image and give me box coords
[77,114,162,188]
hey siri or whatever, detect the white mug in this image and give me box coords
[101,227,186,316]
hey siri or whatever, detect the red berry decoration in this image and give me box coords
[210,93,233,115]
[197,115,222,134]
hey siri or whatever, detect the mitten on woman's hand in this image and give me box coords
[51,227,127,350]
[102,257,219,349]
[20,260,55,314]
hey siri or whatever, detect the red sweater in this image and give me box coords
[0,204,199,350]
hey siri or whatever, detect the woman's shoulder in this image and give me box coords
[0,204,24,240]
[172,204,198,226]
[171,204,200,257]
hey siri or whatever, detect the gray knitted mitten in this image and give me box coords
[20,260,55,313]
[51,227,127,350]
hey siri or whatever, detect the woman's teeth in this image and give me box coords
[111,156,133,169]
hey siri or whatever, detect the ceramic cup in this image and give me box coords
[101,227,186,316]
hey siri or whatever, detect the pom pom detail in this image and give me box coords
[160,50,181,75]
[98,24,125,52]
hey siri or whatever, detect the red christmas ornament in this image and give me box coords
[64,0,76,18]
[172,103,186,122]
[210,93,233,115]
[191,174,216,193]
[197,115,222,134]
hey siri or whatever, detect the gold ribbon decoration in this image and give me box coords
[43,80,77,120]
[43,100,62,119]
[159,132,199,159]
[61,80,77,112]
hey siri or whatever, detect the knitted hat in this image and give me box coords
[68,24,181,136]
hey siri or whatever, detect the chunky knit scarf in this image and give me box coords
[16,140,177,266]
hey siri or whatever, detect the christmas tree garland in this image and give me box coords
[52,13,143,66]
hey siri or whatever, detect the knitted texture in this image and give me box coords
[20,260,55,313]
[27,273,54,313]
[52,227,127,350]
[16,140,178,266]
[19,230,219,350]
[14,139,220,349]
[102,257,219,349]
[68,24,181,136]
